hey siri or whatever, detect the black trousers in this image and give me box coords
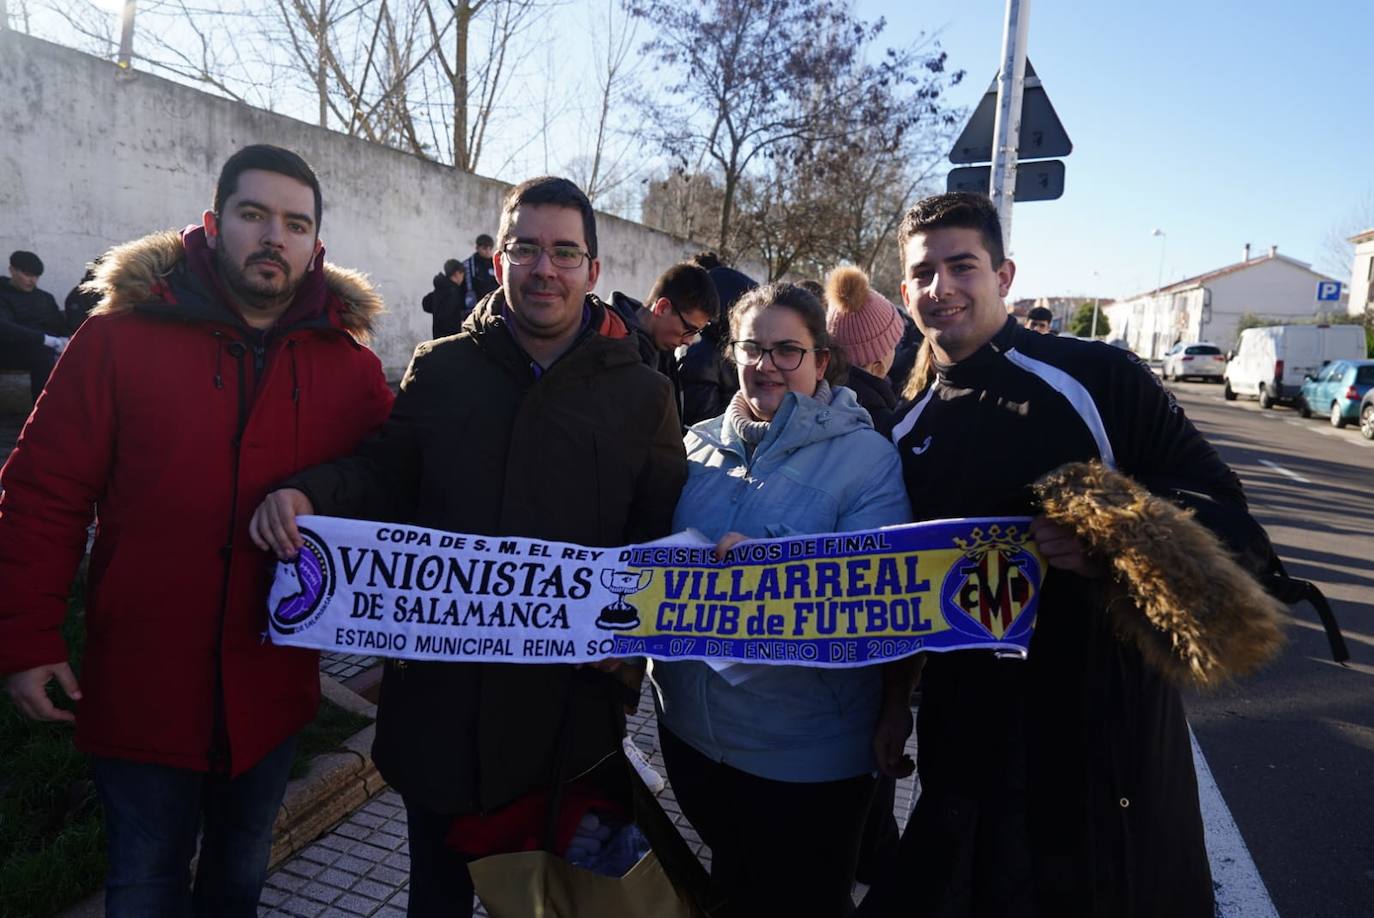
[401,796,475,918]
[659,725,875,918]
[0,339,56,402]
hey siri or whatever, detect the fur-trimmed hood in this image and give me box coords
[84,229,383,342]
[1034,461,1285,687]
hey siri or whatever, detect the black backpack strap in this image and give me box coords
[1264,557,1350,664]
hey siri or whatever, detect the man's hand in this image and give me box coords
[872,699,915,778]
[42,335,70,355]
[249,488,315,560]
[1029,516,1107,578]
[5,662,81,723]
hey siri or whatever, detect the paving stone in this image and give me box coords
[331,853,375,876]
[318,866,361,889]
[299,844,343,866]
[386,890,409,909]
[351,811,386,829]
[299,880,343,905]
[281,859,327,880]
[336,822,372,841]
[279,897,327,917]
[366,864,409,886]
[260,885,289,907]
[373,908,407,918]
[361,800,402,819]
[317,834,355,853]
[331,892,383,916]
[269,870,310,893]
[350,877,398,901]
[348,840,396,860]
[381,851,410,870]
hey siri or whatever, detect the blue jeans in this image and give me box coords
[91,737,296,918]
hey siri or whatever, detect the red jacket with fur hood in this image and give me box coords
[0,228,394,776]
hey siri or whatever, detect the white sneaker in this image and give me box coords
[623,737,666,794]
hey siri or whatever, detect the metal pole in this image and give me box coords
[1090,297,1099,338]
[117,1,137,70]
[990,0,1030,250]
[1,0,9,32]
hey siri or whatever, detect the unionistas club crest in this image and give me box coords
[268,527,335,635]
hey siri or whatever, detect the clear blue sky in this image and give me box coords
[859,0,1374,301]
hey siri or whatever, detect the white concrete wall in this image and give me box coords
[1348,236,1374,318]
[0,31,737,376]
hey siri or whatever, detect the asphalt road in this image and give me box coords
[1166,378,1373,918]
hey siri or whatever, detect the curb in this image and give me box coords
[59,673,385,917]
[270,673,383,868]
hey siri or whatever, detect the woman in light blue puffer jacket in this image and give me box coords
[649,283,913,917]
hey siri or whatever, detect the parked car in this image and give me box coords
[1299,359,1374,428]
[1162,342,1226,382]
[1223,324,1367,408]
[1360,389,1374,440]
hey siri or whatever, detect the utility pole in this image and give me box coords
[116,1,138,70]
[989,0,1031,249]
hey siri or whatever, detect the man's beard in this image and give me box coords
[215,244,299,313]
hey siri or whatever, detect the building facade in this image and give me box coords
[1105,246,1344,359]
[1347,229,1374,319]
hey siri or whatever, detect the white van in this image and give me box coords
[1223,324,1368,408]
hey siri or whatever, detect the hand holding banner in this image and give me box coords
[267,516,1044,668]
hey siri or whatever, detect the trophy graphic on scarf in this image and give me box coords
[596,568,653,630]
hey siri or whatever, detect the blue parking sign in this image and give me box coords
[1316,281,1342,301]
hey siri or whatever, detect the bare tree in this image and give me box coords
[629,0,961,263]
[419,0,545,172]
[1318,186,1374,281]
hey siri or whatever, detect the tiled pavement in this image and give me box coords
[320,652,380,682]
[260,683,922,917]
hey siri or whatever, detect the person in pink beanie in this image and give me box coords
[825,265,905,435]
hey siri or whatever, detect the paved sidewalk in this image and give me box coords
[259,684,922,917]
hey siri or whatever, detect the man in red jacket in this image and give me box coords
[0,144,394,916]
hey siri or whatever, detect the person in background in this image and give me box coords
[679,256,757,424]
[824,265,905,437]
[650,282,914,917]
[463,233,499,310]
[610,261,720,425]
[0,250,69,402]
[1025,304,1054,334]
[422,258,467,338]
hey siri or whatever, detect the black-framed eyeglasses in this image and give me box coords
[729,340,826,371]
[671,303,705,338]
[500,242,592,269]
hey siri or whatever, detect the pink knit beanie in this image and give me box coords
[824,266,903,369]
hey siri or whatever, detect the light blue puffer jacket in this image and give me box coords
[650,386,912,782]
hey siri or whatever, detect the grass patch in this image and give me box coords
[290,698,374,779]
[1,577,375,916]
[0,580,100,918]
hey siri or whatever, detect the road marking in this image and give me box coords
[1193,728,1280,917]
[1258,459,1311,483]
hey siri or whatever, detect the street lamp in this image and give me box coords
[1152,229,1167,357]
[1152,228,1167,296]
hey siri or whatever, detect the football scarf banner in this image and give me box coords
[267,515,1044,667]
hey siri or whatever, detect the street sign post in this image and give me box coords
[950,60,1072,165]
[947,160,1065,203]
[945,6,1072,253]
